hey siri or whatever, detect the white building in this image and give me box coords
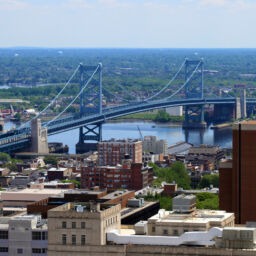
[0,215,47,256]
[143,136,168,155]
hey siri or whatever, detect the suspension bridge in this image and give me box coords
[0,59,255,154]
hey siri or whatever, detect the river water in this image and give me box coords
[38,121,232,154]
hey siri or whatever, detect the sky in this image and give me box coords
[0,0,256,48]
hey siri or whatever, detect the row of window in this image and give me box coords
[62,234,86,245]
[62,221,86,229]
[32,231,48,240]
[0,248,47,254]
[0,231,47,241]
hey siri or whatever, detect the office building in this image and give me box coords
[47,202,121,255]
[143,136,168,155]
[97,139,142,166]
[219,121,256,224]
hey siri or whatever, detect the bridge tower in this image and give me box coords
[183,59,207,129]
[30,118,49,154]
[76,63,103,154]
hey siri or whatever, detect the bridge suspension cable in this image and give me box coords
[143,59,187,101]
[164,60,202,100]
[45,64,100,127]
[19,64,80,128]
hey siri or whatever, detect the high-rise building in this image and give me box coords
[97,139,142,166]
[143,136,168,155]
[219,121,256,224]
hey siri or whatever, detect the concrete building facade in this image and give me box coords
[47,202,121,255]
[142,136,168,155]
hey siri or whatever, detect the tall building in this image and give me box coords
[219,121,256,224]
[97,139,142,166]
[143,136,168,155]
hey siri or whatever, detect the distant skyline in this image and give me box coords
[1,0,256,48]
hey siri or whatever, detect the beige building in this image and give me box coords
[147,194,235,236]
[143,136,168,155]
[47,201,121,256]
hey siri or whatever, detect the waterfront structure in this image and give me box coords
[97,139,142,166]
[219,121,256,224]
[142,136,168,155]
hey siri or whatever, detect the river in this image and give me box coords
[40,121,232,154]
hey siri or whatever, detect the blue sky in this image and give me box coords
[0,0,255,48]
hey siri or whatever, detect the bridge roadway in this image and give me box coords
[0,97,255,153]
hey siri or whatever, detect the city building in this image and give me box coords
[186,145,225,171]
[142,136,168,155]
[47,202,121,255]
[0,215,48,256]
[97,139,142,166]
[147,194,235,236]
[81,159,153,191]
[219,121,256,224]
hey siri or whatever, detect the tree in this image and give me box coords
[153,110,171,122]
[196,192,219,210]
[44,155,58,166]
[152,161,191,189]
[199,174,219,189]
[0,153,11,163]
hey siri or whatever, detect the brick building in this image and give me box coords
[97,139,142,166]
[81,159,153,191]
[219,121,256,224]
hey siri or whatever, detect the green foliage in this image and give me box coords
[5,158,23,172]
[61,179,81,188]
[153,161,191,189]
[199,174,219,189]
[196,192,219,210]
[143,193,172,210]
[44,155,58,166]
[153,110,171,122]
[0,153,11,163]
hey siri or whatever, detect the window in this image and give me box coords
[72,222,76,228]
[42,232,48,240]
[163,229,168,235]
[152,227,155,232]
[32,248,47,254]
[81,235,86,245]
[62,221,67,228]
[17,248,23,254]
[0,247,8,252]
[0,230,8,239]
[72,234,76,245]
[62,234,67,245]
[32,231,41,240]
[32,248,41,253]
[173,229,178,236]
[81,222,85,229]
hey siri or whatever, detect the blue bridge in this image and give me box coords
[0,59,255,154]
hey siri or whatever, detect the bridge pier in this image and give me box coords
[182,105,207,129]
[30,119,49,154]
[76,123,102,154]
[0,117,4,132]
